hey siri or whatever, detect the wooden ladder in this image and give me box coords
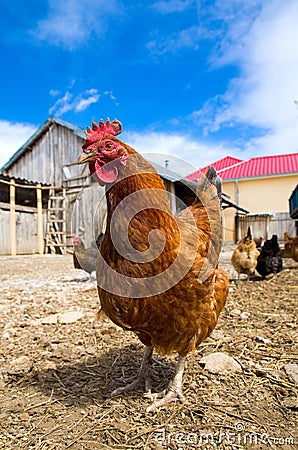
[45,188,67,254]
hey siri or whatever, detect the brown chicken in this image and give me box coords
[77,119,229,411]
[284,232,298,262]
[231,227,260,281]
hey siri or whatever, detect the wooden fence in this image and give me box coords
[236,212,296,242]
[0,177,48,255]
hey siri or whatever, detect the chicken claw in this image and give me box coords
[111,346,153,396]
[111,376,151,396]
[145,355,187,412]
[111,373,152,396]
[145,389,186,412]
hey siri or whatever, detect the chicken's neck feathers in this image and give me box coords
[105,155,170,212]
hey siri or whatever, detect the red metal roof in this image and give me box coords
[186,153,298,181]
[186,156,243,181]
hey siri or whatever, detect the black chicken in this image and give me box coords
[256,234,283,278]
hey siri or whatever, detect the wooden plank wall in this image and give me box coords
[66,183,107,248]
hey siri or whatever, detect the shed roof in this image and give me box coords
[1,116,85,172]
[0,173,51,187]
[186,153,298,181]
[186,156,242,181]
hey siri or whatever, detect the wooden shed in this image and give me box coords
[2,116,87,186]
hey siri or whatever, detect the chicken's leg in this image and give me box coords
[111,346,153,396]
[145,355,187,412]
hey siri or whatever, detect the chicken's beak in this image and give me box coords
[77,150,97,164]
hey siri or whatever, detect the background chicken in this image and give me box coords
[77,119,229,412]
[231,226,260,281]
[255,236,265,248]
[284,232,298,262]
[73,235,102,278]
[256,234,283,278]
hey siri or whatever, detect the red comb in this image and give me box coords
[83,118,122,149]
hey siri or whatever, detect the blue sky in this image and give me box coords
[1,0,298,174]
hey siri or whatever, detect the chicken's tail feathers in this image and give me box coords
[247,226,252,239]
[190,165,224,268]
[195,166,222,205]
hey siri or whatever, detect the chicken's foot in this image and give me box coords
[111,346,153,396]
[145,355,187,412]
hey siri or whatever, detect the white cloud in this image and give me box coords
[49,89,100,116]
[49,92,73,115]
[0,120,37,169]
[33,0,123,50]
[75,96,98,112]
[152,0,195,14]
[104,90,117,101]
[75,89,100,111]
[123,130,232,174]
[147,25,200,55]
[196,0,298,156]
[49,89,60,97]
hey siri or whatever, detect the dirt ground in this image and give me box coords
[0,247,297,450]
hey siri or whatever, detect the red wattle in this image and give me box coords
[94,160,119,185]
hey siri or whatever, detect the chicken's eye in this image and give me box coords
[105,141,114,151]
